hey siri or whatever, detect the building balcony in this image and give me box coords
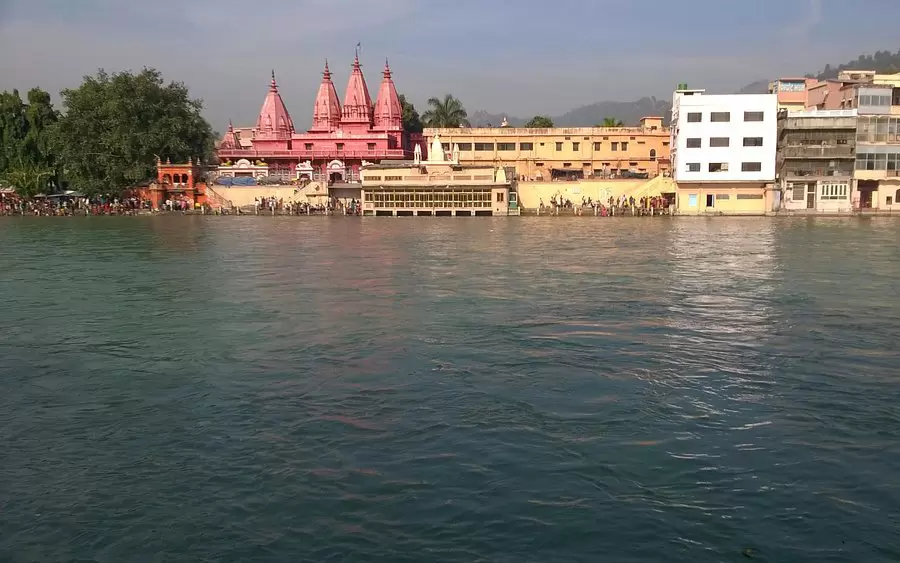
[217,148,409,160]
[779,145,856,159]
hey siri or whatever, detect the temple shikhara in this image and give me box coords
[216,54,419,183]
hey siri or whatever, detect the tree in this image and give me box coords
[0,87,59,195]
[398,94,423,134]
[525,115,554,128]
[422,94,470,128]
[0,90,29,174]
[1,157,54,198]
[55,68,214,197]
[598,117,624,127]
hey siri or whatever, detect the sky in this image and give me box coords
[1,0,900,130]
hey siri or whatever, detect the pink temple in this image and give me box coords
[217,55,423,184]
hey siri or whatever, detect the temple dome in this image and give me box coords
[341,54,373,126]
[373,59,402,131]
[218,120,241,150]
[255,70,294,138]
[310,61,342,132]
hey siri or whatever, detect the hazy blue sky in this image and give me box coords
[2,0,899,129]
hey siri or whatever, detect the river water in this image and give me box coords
[1,216,899,562]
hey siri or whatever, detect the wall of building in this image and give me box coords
[672,92,777,183]
[423,122,670,181]
[781,179,853,213]
[515,177,675,209]
[675,183,772,215]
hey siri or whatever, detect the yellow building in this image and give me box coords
[423,117,670,182]
[360,137,512,216]
[674,183,775,216]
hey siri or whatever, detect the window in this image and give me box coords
[497,142,516,151]
[572,142,580,151]
[555,142,563,151]
[336,143,344,150]
[474,143,494,151]
[820,182,849,200]
[496,192,505,202]
[611,142,619,151]
[365,143,375,151]
[686,138,701,148]
[519,142,534,151]
[593,142,602,150]
[709,162,728,172]
[562,162,571,168]
[305,143,314,150]
[888,196,894,206]
[744,111,764,122]
[650,149,657,161]
[709,137,730,147]
[663,141,670,146]
[743,137,764,147]
[710,112,731,122]
[716,194,730,200]
[384,176,402,181]
[686,162,700,172]
[457,143,473,151]
[790,183,806,201]
[629,162,638,166]
[621,142,629,151]
[687,112,702,123]
[741,162,762,172]
[736,193,764,200]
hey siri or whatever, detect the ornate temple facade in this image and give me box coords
[216,55,417,184]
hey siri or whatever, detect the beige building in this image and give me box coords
[359,137,512,216]
[423,117,670,182]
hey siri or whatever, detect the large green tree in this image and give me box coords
[0,87,59,195]
[55,68,214,196]
[398,94,423,134]
[422,94,470,128]
[525,115,554,128]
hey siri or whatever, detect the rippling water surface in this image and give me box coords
[1,216,899,562]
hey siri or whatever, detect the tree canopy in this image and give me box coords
[816,49,900,80]
[0,88,58,196]
[422,94,470,128]
[55,68,214,196]
[598,117,624,127]
[524,115,554,128]
[398,94,423,134]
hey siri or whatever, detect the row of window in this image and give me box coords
[452,141,655,152]
[685,137,764,148]
[367,190,495,208]
[789,182,849,201]
[855,152,900,170]
[685,111,765,123]
[684,162,763,173]
[858,94,891,107]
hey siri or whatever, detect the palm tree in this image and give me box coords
[422,94,470,128]
[598,117,624,127]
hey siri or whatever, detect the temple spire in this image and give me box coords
[373,58,402,132]
[310,59,342,132]
[341,53,373,127]
[255,69,294,139]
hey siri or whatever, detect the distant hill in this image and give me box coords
[469,96,672,128]
[469,48,900,129]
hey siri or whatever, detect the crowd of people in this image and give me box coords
[0,194,155,216]
[538,193,672,217]
[250,196,362,216]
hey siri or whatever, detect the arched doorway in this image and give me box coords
[326,159,346,184]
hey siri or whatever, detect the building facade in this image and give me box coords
[359,136,511,216]
[671,89,778,214]
[769,77,818,111]
[423,117,670,182]
[854,113,900,210]
[216,55,418,184]
[777,109,857,213]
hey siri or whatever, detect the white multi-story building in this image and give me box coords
[671,89,778,214]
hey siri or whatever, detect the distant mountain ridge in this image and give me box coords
[467,48,900,128]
